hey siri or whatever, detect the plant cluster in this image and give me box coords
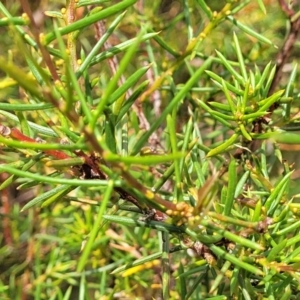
[1,0,300,299]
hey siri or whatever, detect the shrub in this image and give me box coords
[1,1,300,299]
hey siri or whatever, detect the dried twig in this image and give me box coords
[66,0,78,72]
[0,172,12,245]
[269,0,300,96]
[89,5,161,148]
[235,0,300,156]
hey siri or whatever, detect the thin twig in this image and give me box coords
[0,124,170,219]
[269,0,300,96]
[10,3,182,220]
[92,17,130,98]
[143,60,162,117]
[19,0,59,82]
[278,0,294,17]
[241,0,300,154]
[66,0,78,72]
[89,5,160,148]
[0,172,12,245]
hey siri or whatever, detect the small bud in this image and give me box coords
[166,209,173,216]
[176,202,186,211]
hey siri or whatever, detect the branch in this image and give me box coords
[0,124,169,219]
[269,0,300,96]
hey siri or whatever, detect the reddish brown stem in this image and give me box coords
[1,124,166,217]
[9,127,70,160]
[90,8,160,149]
[269,1,300,96]
[243,0,300,154]
[278,0,294,17]
[0,172,12,245]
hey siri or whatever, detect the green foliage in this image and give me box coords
[1,1,300,299]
